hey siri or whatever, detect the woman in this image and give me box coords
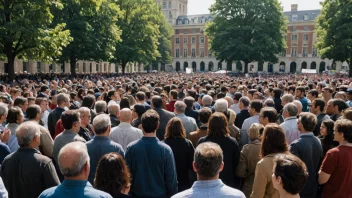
[120,97,130,110]
[94,153,131,198]
[272,154,308,198]
[6,107,24,152]
[163,117,195,192]
[78,107,94,141]
[319,119,338,157]
[251,123,289,198]
[236,123,264,198]
[228,109,240,141]
[198,112,240,188]
[35,97,49,128]
[81,95,97,123]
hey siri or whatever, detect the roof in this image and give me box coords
[283,9,321,22]
[176,14,213,25]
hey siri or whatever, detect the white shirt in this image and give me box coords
[280,117,300,144]
[229,103,241,114]
[109,122,143,150]
[241,115,259,131]
[41,110,50,129]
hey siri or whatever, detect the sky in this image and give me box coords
[188,0,322,15]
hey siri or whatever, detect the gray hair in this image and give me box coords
[57,93,69,105]
[16,121,40,147]
[214,99,228,113]
[78,107,90,117]
[58,142,89,177]
[281,94,295,103]
[92,114,111,135]
[202,95,213,106]
[224,96,234,106]
[95,101,107,114]
[0,103,8,116]
[264,98,275,107]
[174,101,186,113]
[108,103,120,115]
[292,100,303,114]
[239,96,250,107]
[283,103,298,117]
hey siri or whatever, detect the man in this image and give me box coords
[280,103,300,144]
[227,85,237,98]
[125,110,178,198]
[53,110,86,163]
[95,101,107,115]
[26,105,54,158]
[334,91,347,101]
[264,88,273,100]
[234,97,250,129]
[151,96,175,140]
[278,94,295,124]
[326,99,348,121]
[172,142,245,198]
[307,89,319,102]
[310,99,330,136]
[109,108,143,150]
[86,114,124,184]
[240,100,263,147]
[13,97,28,115]
[295,86,309,112]
[174,101,198,136]
[184,97,200,126]
[2,122,60,198]
[107,90,120,106]
[290,112,323,198]
[189,108,212,147]
[322,87,333,105]
[201,95,214,112]
[135,91,152,109]
[166,90,178,112]
[108,103,120,127]
[346,87,352,107]
[39,142,112,198]
[48,93,70,137]
[259,107,278,126]
[37,85,50,98]
[229,92,242,114]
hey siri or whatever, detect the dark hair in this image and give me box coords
[194,142,223,178]
[320,119,335,155]
[332,99,349,112]
[135,92,145,101]
[199,107,212,123]
[288,85,296,93]
[273,154,308,195]
[119,97,130,109]
[334,119,352,143]
[81,95,96,109]
[6,107,22,124]
[61,110,80,129]
[106,90,116,103]
[26,105,41,120]
[183,97,194,108]
[261,107,278,123]
[141,110,159,133]
[169,90,178,100]
[261,123,288,157]
[77,88,85,100]
[133,104,147,118]
[164,117,186,139]
[250,100,263,113]
[313,99,325,112]
[208,112,229,137]
[151,96,162,108]
[94,153,130,197]
[234,92,242,101]
[273,88,282,98]
[13,97,27,107]
[239,97,250,107]
[308,89,319,98]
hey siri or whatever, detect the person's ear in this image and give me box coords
[192,161,197,173]
[276,176,282,185]
[219,162,224,173]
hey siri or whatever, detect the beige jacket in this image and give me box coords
[250,153,281,198]
[39,124,54,158]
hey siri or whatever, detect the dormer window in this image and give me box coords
[292,15,298,21]
[304,14,309,20]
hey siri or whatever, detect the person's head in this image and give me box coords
[202,95,213,106]
[79,107,91,127]
[322,87,333,99]
[7,107,24,124]
[273,88,282,99]
[320,119,334,137]
[248,123,264,142]
[119,97,130,109]
[0,103,9,123]
[326,99,348,115]
[194,142,224,180]
[58,142,90,180]
[334,91,347,101]
[295,87,305,98]
[57,93,70,107]
[169,90,178,100]
[281,94,294,107]
[282,103,298,119]
[259,107,278,126]
[249,100,263,116]
[141,110,159,133]
[307,89,319,101]
[228,109,237,126]
[16,121,41,148]
[261,123,288,157]
[233,92,242,102]
[35,97,48,112]
[92,114,111,136]
[13,97,28,113]
[333,119,352,143]
[165,117,186,139]
[95,101,107,114]
[239,96,250,110]
[81,95,96,109]
[107,90,118,102]
[108,103,120,117]
[94,153,130,197]
[183,97,195,109]
[27,97,36,106]
[135,92,146,103]
[292,100,302,115]
[61,110,81,132]
[174,101,186,114]
[263,98,275,108]
[343,107,352,121]
[297,112,317,133]
[151,95,162,109]
[214,99,228,113]
[272,154,308,195]
[199,107,212,124]
[208,112,229,137]
[26,105,41,121]
[310,99,325,115]
[119,108,132,123]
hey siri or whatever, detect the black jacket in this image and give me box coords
[154,108,175,140]
[110,114,120,128]
[185,108,200,126]
[48,107,65,138]
[234,109,250,129]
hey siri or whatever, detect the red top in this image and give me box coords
[54,119,64,139]
[321,145,352,198]
[166,100,176,113]
[49,104,57,110]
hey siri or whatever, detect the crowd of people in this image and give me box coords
[0,72,351,198]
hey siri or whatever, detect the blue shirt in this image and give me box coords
[39,180,112,198]
[125,137,178,197]
[172,179,245,198]
[299,97,310,112]
[86,136,125,184]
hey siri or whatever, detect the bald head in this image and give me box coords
[58,142,89,178]
[16,121,40,147]
[120,108,132,123]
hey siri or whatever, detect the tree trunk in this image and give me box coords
[121,62,126,75]
[349,61,352,78]
[6,55,15,83]
[244,61,249,74]
[70,56,77,78]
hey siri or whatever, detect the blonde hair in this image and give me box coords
[248,123,264,141]
[228,109,236,125]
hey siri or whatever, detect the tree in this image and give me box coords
[316,0,352,77]
[112,0,162,74]
[51,0,122,76]
[0,0,71,82]
[206,0,286,73]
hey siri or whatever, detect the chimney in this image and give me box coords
[291,4,298,11]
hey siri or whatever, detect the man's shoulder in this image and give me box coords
[39,184,112,198]
[172,183,245,198]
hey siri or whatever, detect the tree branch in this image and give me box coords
[13,32,23,52]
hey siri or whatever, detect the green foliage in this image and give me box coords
[154,16,174,65]
[316,0,352,76]
[205,0,286,73]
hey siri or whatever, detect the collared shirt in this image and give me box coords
[53,129,86,162]
[229,103,241,114]
[241,115,259,131]
[109,122,143,151]
[5,123,19,153]
[280,117,300,145]
[39,180,112,198]
[172,179,245,198]
[176,114,198,136]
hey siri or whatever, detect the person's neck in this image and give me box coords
[96,133,109,137]
[251,112,259,116]
[81,123,88,128]
[144,132,156,137]
[201,123,208,127]
[278,189,300,198]
[339,141,352,147]
[58,104,66,109]
[300,129,310,134]
[197,174,219,181]
[30,118,41,123]
[64,175,88,181]
[120,121,130,124]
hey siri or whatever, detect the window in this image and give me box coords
[162,2,166,9]
[175,29,179,34]
[304,26,309,31]
[175,38,180,44]
[282,49,286,57]
[169,11,172,19]
[184,29,188,34]
[176,49,180,58]
[292,26,296,32]
[168,1,171,8]
[292,35,297,41]
[291,47,297,56]
[208,50,212,57]
[183,49,188,57]
[200,48,204,57]
[313,48,318,57]
[179,4,181,10]
[304,14,309,20]
[184,37,188,44]
[302,47,308,57]
[192,48,196,57]
[303,34,309,41]
[183,5,185,12]
[292,15,298,21]
[200,36,204,44]
[192,29,196,33]
[192,37,196,44]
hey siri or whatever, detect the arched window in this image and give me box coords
[192,62,196,72]
[37,62,41,72]
[301,61,307,69]
[200,62,205,72]
[208,62,214,71]
[290,62,297,73]
[176,62,181,72]
[218,62,222,70]
[183,62,188,71]
[279,62,286,72]
[311,61,317,69]
[227,61,232,71]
